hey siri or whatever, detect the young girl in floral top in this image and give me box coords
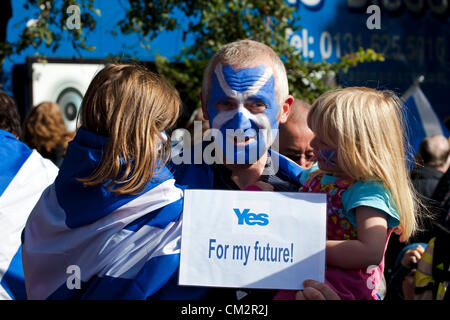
[276,87,421,300]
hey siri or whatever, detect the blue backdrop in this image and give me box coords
[2,0,449,120]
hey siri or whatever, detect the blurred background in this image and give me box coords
[0,0,448,153]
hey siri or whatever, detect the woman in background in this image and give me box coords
[22,102,74,167]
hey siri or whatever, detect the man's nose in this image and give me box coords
[229,112,252,129]
[299,157,306,168]
[298,155,313,169]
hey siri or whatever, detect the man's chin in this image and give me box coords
[222,149,269,166]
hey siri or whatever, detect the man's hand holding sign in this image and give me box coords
[179,190,326,290]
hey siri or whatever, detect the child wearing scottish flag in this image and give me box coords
[21,64,206,300]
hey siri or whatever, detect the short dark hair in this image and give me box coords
[0,90,21,137]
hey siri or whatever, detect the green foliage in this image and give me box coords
[0,0,384,116]
[118,0,384,112]
[0,0,99,67]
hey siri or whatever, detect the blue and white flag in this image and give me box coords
[21,127,206,300]
[0,129,58,300]
[403,86,449,154]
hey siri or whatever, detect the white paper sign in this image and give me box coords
[179,189,327,290]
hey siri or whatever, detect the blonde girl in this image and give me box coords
[22,64,207,299]
[276,87,419,300]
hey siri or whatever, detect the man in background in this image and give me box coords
[277,99,316,169]
[411,135,450,199]
[385,135,450,298]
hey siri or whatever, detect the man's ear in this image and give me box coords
[200,92,209,120]
[279,95,294,124]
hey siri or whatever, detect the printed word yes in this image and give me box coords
[233,208,269,226]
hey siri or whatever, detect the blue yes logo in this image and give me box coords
[233,208,269,226]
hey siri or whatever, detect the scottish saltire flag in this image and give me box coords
[403,86,449,154]
[0,129,58,300]
[22,127,207,300]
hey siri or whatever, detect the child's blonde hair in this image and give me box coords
[308,87,419,241]
[78,63,181,195]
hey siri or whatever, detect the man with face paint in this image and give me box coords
[170,40,302,193]
[169,40,305,300]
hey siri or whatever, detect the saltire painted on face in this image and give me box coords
[208,63,280,164]
[318,148,338,167]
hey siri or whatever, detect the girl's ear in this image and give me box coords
[279,95,294,124]
[200,92,209,120]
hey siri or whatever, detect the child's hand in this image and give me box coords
[244,181,274,191]
[401,245,424,269]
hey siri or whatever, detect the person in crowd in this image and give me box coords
[384,163,449,300]
[384,136,449,296]
[275,87,420,300]
[0,90,21,138]
[411,135,450,200]
[414,220,449,300]
[412,166,450,300]
[21,64,206,300]
[169,39,300,191]
[431,167,450,223]
[277,98,316,169]
[169,39,316,300]
[0,90,58,300]
[22,101,75,167]
[384,242,426,300]
[170,39,346,301]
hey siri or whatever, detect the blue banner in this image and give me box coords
[285,0,449,119]
[2,0,449,119]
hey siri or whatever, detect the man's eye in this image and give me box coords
[287,153,301,160]
[306,152,316,161]
[246,102,266,112]
[218,100,235,109]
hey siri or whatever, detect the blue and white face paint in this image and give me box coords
[318,148,338,167]
[207,62,280,164]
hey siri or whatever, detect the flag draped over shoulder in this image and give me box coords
[22,127,205,300]
[403,86,449,154]
[0,129,58,300]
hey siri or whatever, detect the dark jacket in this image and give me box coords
[410,166,444,199]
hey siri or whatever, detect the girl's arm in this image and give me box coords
[326,206,388,269]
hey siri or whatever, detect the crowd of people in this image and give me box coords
[0,40,448,300]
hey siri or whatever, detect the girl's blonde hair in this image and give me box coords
[78,63,181,195]
[308,87,419,241]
